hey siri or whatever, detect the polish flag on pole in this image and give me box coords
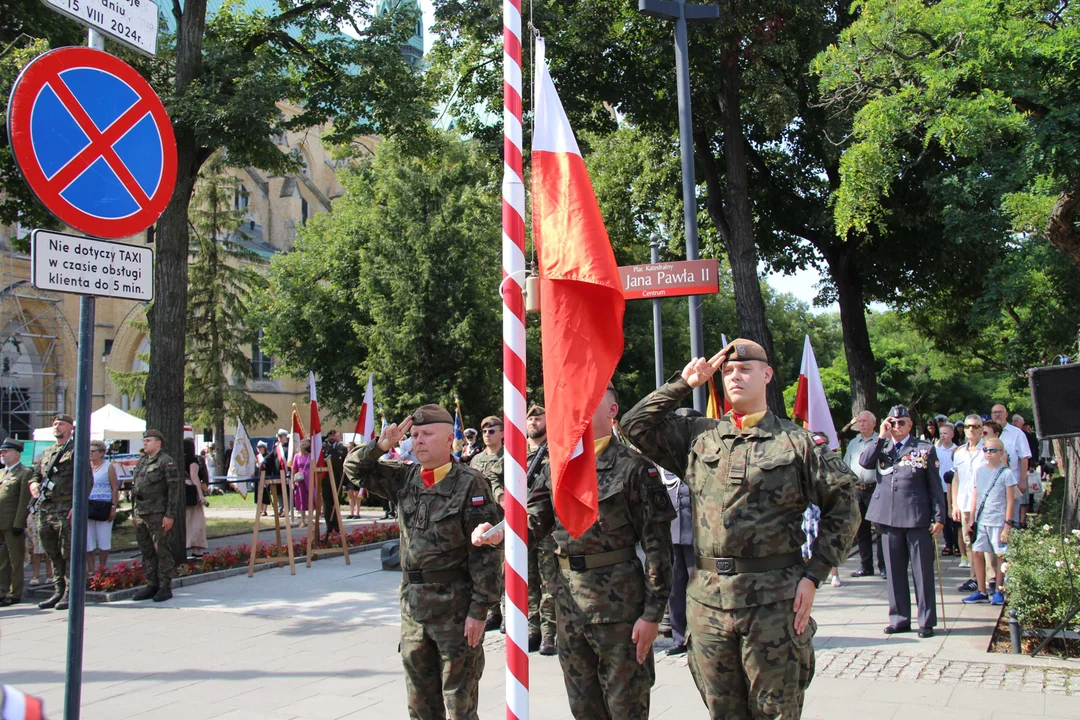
[354,373,376,441]
[792,335,839,450]
[533,36,625,538]
[309,372,324,467]
[287,405,306,466]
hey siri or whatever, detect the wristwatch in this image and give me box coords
[1006,520,1019,528]
[803,573,822,589]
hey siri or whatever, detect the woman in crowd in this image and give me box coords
[183,438,208,558]
[921,417,940,443]
[936,422,958,555]
[291,438,312,527]
[86,440,120,573]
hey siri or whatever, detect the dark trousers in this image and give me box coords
[669,544,695,646]
[855,487,886,574]
[320,477,339,534]
[881,524,936,629]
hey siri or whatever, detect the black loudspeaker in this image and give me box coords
[1028,363,1080,440]
[380,539,401,571]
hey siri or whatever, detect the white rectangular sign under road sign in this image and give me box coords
[41,0,159,56]
[32,230,154,302]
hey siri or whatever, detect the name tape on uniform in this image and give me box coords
[32,229,153,301]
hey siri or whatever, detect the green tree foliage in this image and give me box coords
[255,132,502,422]
[186,154,275,476]
[814,0,1080,266]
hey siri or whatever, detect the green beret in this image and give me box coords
[411,404,454,426]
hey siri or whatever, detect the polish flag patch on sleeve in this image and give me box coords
[472,496,486,506]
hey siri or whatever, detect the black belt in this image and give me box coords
[855,482,876,490]
[557,546,636,571]
[402,568,468,584]
[695,551,803,575]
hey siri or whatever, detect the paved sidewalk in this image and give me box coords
[1,547,1077,719]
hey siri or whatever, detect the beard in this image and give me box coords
[527,429,546,441]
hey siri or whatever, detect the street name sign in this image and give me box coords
[619,258,720,300]
[41,0,159,56]
[32,229,154,301]
[7,47,177,239]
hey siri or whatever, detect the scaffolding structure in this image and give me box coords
[0,235,68,438]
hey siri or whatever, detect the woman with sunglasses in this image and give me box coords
[951,415,987,589]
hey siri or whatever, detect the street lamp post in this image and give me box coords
[639,0,717,412]
[650,234,664,388]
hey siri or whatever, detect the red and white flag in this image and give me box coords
[287,407,306,466]
[309,372,324,467]
[533,36,625,538]
[793,335,838,450]
[354,373,376,441]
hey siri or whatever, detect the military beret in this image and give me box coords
[256,440,268,448]
[527,405,545,418]
[143,429,164,440]
[480,415,503,429]
[888,405,911,420]
[674,407,704,418]
[53,413,75,424]
[276,428,289,437]
[719,338,769,364]
[0,438,24,451]
[411,404,454,426]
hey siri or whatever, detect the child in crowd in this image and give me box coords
[962,437,1017,606]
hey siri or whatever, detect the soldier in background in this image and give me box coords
[621,339,858,719]
[130,430,182,602]
[0,438,33,606]
[344,405,502,720]
[321,429,347,536]
[474,383,676,719]
[31,414,76,610]
[468,415,505,633]
[525,404,559,655]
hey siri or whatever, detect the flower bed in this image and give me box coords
[1003,523,1080,646]
[87,524,400,592]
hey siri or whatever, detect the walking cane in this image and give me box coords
[934,536,947,630]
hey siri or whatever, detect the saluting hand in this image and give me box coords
[378,417,413,453]
[680,349,728,389]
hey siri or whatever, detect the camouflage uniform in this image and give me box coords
[344,441,502,720]
[526,438,675,720]
[0,460,33,601]
[34,438,75,602]
[132,451,182,590]
[469,448,504,505]
[622,377,859,720]
[527,443,558,642]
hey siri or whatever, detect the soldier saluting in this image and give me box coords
[344,404,502,720]
[31,414,77,610]
[620,339,859,719]
[130,430,182,602]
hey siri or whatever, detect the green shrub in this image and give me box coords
[1006,523,1080,631]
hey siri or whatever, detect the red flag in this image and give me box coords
[354,373,375,440]
[532,37,625,538]
[793,335,838,449]
[309,372,324,467]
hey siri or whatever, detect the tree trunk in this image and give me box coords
[145,0,208,465]
[1046,187,1080,269]
[713,63,786,416]
[214,417,226,479]
[825,242,878,418]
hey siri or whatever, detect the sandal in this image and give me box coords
[29,577,40,586]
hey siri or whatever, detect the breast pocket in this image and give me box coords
[596,484,631,534]
[687,441,726,496]
[430,503,465,551]
[750,448,800,506]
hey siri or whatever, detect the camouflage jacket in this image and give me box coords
[622,377,859,611]
[34,438,78,505]
[132,451,182,519]
[526,439,675,624]
[469,447,504,505]
[344,441,503,622]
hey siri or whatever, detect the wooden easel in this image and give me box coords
[247,467,296,576]
[304,461,350,567]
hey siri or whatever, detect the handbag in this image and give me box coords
[87,500,112,522]
[185,483,200,507]
[970,467,1008,543]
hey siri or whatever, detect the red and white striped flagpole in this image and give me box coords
[502,0,529,715]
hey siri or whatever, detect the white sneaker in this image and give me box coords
[831,575,842,588]
[958,557,971,568]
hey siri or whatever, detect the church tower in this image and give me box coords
[376,0,425,67]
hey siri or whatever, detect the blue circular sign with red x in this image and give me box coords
[7,47,177,239]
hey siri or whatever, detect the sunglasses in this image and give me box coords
[965,424,981,429]
[483,427,502,434]
[982,448,1001,454]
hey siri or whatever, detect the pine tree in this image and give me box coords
[186,154,275,477]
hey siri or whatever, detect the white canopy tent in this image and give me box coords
[32,403,146,442]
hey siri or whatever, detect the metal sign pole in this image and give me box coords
[650,234,664,388]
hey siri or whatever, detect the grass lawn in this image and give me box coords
[110,515,260,550]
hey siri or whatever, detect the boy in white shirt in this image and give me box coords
[962,437,1017,606]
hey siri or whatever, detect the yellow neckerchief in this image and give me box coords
[425,462,452,484]
[594,434,613,455]
[730,410,768,429]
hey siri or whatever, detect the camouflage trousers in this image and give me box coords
[556,615,654,720]
[686,597,816,720]
[400,607,485,720]
[530,536,558,639]
[38,502,72,597]
[135,512,175,590]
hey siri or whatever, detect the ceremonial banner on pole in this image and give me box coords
[229,418,255,499]
[309,372,324,467]
[288,406,306,466]
[355,373,376,441]
[793,335,839,449]
[706,333,732,419]
[533,35,625,538]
